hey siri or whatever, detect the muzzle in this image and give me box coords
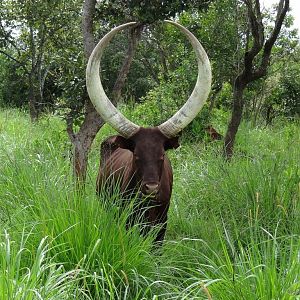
[141,182,159,199]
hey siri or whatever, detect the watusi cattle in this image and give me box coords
[86,21,212,243]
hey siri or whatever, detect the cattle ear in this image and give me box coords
[114,135,135,152]
[164,136,180,150]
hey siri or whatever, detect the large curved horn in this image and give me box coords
[86,22,140,138]
[158,21,212,138]
[86,21,211,138]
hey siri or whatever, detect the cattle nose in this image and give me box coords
[143,183,159,195]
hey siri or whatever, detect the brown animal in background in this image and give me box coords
[205,125,223,140]
[86,21,212,243]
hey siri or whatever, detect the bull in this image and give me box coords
[86,21,211,243]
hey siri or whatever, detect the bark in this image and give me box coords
[82,0,96,57]
[28,73,40,122]
[223,0,289,159]
[67,0,103,183]
[27,20,47,121]
[208,83,222,113]
[140,56,160,84]
[224,80,246,157]
[111,25,143,103]
[265,105,275,125]
[67,96,104,182]
[28,58,47,121]
[69,0,141,183]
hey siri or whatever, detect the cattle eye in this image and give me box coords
[134,154,140,161]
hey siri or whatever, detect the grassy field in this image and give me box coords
[0,109,299,299]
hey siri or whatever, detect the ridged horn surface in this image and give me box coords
[86,22,139,138]
[158,20,212,138]
[86,21,211,138]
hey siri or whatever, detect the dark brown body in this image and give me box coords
[96,128,179,243]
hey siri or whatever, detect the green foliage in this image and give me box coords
[122,50,197,126]
[0,109,299,298]
[96,0,211,24]
[0,109,156,299]
[0,0,83,115]
[214,82,233,109]
[268,63,300,118]
[0,0,299,295]
[166,120,300,298]
[178,0,245,86]
[1,0,299,127]
[121,27,213,137]
[160,232,300,299]
[124,85,183,127]
[0,57,27,108]
[185,105,212,140]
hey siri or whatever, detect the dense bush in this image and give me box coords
[268,64,300,118]
[0,58,28,108]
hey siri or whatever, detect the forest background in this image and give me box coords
[0,0,299,299]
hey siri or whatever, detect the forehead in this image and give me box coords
[132,128,166,151]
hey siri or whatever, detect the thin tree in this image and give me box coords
[224,0,289,158]
[67,0,142,182]
[66,0,103,183]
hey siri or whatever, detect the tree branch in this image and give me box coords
[243,0,264,75]
[140,56,160,84]
[111,24,143,103]
[0,49,29,74]
[0,22,23,56]
[82,0,96,59]
[66,112,76,143]
[252,0,289,80]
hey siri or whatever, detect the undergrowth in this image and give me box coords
[0,109,299,299]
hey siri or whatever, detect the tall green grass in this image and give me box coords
[0,108,299,299]
[0,229,85,300]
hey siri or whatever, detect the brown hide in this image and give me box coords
[96,128,179,242]
[205,125,223,140]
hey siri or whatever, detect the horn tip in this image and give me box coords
[164,20,176,25]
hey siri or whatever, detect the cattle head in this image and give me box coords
[113,127,179,196]
[86,21,211,195]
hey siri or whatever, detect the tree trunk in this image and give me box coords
[223,0,289,159]
[208,83,222,113]
[67,0,103,184]
[68,96,104,183]
[224,80,245,158]
[28,73,41,122]
[69,0,141,183]
[111,25,143,103]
